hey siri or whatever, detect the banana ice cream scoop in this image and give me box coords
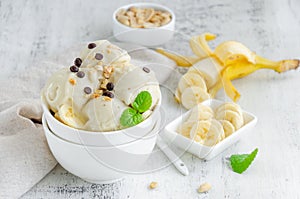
[114,66,160,110]
[42,40,161,131]
[80,40,131,69]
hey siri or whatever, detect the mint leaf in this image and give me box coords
[230,148,258,174]
[132,91,152,113]
[120,108,143,127]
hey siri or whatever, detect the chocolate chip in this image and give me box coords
[95,53,103,60]
[106,82,114,91]
[84,87,92,94]
[70,65,79,72]
[88,43,96,49]
[77,71,85,78]
[74,58,82,67]
[143,67,150,73]
[103,91,114,98]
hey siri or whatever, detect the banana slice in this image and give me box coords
[181,86,210,109]
[214,41,256,66]
[190,119,225,146]
[203,119,225,146]
[187,104,214,121]
[56,104,85,129]
[215,102,243,117]
[188,57,222,89]
[215,110,244,130]
[177,121,196,138]
[219,120,235,137]
[178,72,207,93]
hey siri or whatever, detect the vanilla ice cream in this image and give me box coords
[42,40,161,131]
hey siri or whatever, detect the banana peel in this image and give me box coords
[212,59,299,101]
[157,32,300,104]
[156,32,216,67]
[156,48,201,67]
[190,32,216,58]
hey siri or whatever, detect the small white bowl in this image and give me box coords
[112,3,175,47]
[42,114,160,184]
[41,95,161,147]
[163,99,258,160]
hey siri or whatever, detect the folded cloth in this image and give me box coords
[0,41,176,198]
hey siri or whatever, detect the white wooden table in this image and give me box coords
[1,0,300,198]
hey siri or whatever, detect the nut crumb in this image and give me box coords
[198,182,211,193]
[91,93,100,99]
[95,89,103,95]
[69,78,76,85]
[103,66,114,79]
[103,96,112,101]
[100,79,109,89]
[149,182,158,189]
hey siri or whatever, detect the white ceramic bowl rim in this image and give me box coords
[112,3,175,30]
[41,94,161,135]
[42,114,160,148]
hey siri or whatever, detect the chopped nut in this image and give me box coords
[197,182,211,193]
[125,11,135,17]
[116,9,126,18]
[69,78,76,85]
[104,65,113,74]
[117,15,130,26]
[103,96,112,101]
[91,93,100,99]
[103,66,114,79]
[103,72,110,79]
[149,182,158,189]
[144,8,155,21]
[129,6,138,13]
[100,79,109,89]
[95,89,103,95]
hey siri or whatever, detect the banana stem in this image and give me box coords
[255,56,300,73]
[156,48,201,67]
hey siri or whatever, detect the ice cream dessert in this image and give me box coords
[42,40,161,132]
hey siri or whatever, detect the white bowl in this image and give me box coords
[112,3,175,47]
[41,95,161,147]
[163,99,258,160]
[42,114,160,184]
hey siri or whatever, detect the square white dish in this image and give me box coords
[163,99,258,160]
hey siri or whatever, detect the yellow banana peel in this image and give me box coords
[157,32,300,103]
[156,48,201,67]
[211,59,299,101]
[189,32,216,58]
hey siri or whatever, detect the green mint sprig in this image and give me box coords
[230,148,258,174]
[120,91,152,127]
